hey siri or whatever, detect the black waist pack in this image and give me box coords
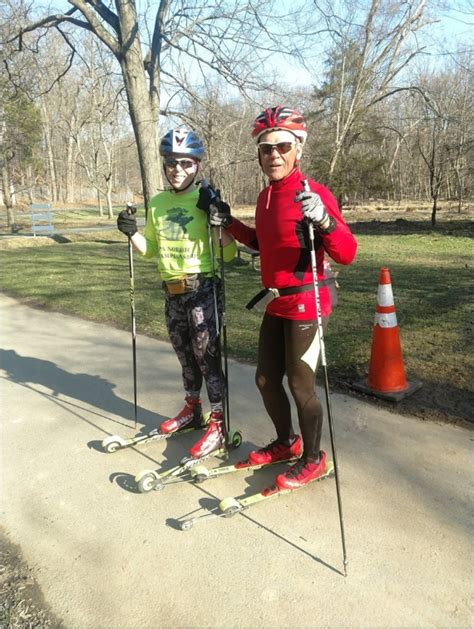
[246,282,331,311]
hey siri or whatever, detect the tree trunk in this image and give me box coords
[106,175,113,219]
[1,159,15,230]
[41,101,58,202]
[65,112,77,203]
[97,191,103,216]
[430,175,442,226]
[120,51,162,212]
[431,196,437,226]
[45,131,57,201]
[26,166,34,203]
[9,180,17,206]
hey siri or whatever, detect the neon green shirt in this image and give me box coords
[143,187,236,281]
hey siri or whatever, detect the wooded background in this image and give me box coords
[1,0,472,227]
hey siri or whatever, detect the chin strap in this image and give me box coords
[173,179,196,193]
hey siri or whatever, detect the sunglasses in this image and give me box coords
[164,158,196,170]
[258,141,296,155]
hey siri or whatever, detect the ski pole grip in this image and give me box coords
[126,202,137,216]
[301,179,314,228]
[200,179,220,203]
[301,179,315,233]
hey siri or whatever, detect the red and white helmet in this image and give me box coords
[252,106,307,144]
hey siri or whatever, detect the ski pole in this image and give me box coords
[199,180,231,441]
[200,181,220,332]
[216,223,231,437]
[207,224,220,332]
[301,180,348,577]
[126,202,138,430]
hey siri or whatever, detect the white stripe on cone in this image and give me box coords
[374,312,398,328]
[377,283,394,307]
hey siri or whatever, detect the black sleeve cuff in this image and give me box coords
[317,215,337,235]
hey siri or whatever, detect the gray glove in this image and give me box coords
[294,190,329,226]
[209,201,233,228]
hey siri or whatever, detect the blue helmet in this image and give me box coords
[159,128,205,161]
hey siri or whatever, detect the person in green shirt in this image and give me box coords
[117,128,236,459]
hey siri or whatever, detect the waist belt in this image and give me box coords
[246,280,332,311]
[162,274,211,295]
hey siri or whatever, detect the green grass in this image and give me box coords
[0,225,472,422]
[3,205,139,234]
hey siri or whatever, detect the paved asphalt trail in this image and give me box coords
[1,293,472,628]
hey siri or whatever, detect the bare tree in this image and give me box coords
[413,61,474,224]
[309,0,431,185]
[0,0,42,229]
[176,82,257,204]
[12,0,311,210]
[69,41,124,217]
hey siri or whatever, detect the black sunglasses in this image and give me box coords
[258,141,296,155]
[164,158,196,170]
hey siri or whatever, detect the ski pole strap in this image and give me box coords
[246,280,332,311]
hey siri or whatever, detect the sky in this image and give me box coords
[42,0,473,91]
[273,1,473,87]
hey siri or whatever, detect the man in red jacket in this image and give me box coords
[210,106,357,489]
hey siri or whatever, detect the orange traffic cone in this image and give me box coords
[352,268,422,402]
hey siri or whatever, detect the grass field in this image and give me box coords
[0,204,472,425]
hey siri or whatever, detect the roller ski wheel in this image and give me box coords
[227,430,243,450]
[200,411,211,426]
[135,470,163,493]
[179,519,195,531]
[102,435,127,453]
[219,497,242,518]
[190,465,210,483]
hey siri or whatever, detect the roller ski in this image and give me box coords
[179,451,334,530]
[135,412,243,493]
[188,435,303,484]
[102,397,209,453]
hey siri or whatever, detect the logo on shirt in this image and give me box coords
[164,207,193,238]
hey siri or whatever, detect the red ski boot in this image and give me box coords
[275,450,327,490]
[248,435,302,465]
[189,412,224,459]
[160,396,202,434]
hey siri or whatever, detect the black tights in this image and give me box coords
[255,313,328,462]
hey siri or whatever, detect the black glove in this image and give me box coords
[196,184,233,228]
[117,206,137,237]
[196,184,218,212]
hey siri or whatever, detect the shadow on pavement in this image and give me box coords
[167,495,344,576]
[0,348,160,434]
[109,472,142,494]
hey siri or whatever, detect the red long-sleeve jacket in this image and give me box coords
[227,168,357,320]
